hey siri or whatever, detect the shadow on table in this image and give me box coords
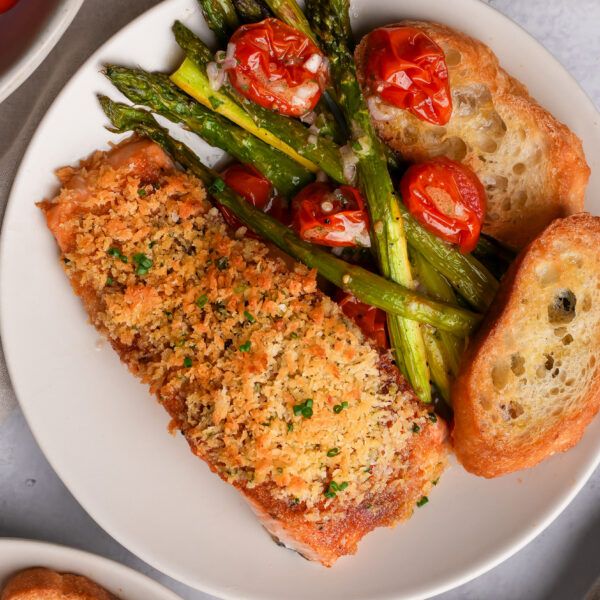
[543,510,600,600]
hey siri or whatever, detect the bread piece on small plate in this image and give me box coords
[355,21,590,249]
[452,214,600,477]
[1,568,118,600]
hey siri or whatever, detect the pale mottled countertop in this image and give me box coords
[0,1,599,599]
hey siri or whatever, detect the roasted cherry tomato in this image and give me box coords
[292,182,371,247]
[400,156,486,253]
[225,18,328,117]
[218,163,290,237]
[335,291,388,349]
[0,0,19,12]
[365,26,452,125]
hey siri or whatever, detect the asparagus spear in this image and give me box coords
[308,0,431,401]
[411,250,464,403]
[262,0,316,44]
[472,233,517,279]
[171,22,347,181]
[105,66,313,197]
[232,0,272,23]
[99,97,481,336]
[197,0,240,44]
[397,202,499,312]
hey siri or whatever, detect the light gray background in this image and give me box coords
[1,1,599,599]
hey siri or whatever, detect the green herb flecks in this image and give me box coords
[293,398,313,419]
[238,340,251,352]
[108,247,128,263]
[333,400,348,414]
[417,496,429,507]
[133,253,152,275]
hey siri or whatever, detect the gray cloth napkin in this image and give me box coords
[0,0,163,425]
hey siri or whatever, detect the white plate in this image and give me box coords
[0,0,84,104]
[0,538,181,599]
[1,1,600,599]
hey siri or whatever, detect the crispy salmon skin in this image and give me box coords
[39,136,447,566]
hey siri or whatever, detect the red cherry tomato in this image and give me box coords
[225,18,328,117]
[365,26,452,125]
[335,291,388,349]
[291,182,371,247]
[400,157,486,254]
[218,163,290,237]
[0,0,19,13]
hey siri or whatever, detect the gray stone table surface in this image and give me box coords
[1,0,599,598]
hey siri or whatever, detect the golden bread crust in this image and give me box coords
[1,568,117,600]
[452,214,600,477]
[355,21,590,248]
[39,137,448,566]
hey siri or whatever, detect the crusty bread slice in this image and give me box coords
[1,568,118,600]
[452,214,600,477]
[355,21,590,249]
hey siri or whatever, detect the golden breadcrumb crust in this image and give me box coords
[39,137,447,565]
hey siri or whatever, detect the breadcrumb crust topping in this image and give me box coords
[41,139,435,515]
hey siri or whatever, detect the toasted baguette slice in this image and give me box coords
[1,568,117,600]
[452,214,600,477]
[355,21,590,248]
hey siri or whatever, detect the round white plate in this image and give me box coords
[0,538,181,599]
[0,0,84,104]
[1,1,600,599]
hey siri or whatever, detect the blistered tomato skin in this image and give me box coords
[400,156,486,254]
[335,291,389,349]
[292,182,371,248]
[218,163,290,237]
[365,26,452,125]
[225,18,328,117]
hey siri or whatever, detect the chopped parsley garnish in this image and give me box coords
[327,448,339,457]
[412,423,420,434]
[352,140,362,152]
[428,412,438,423]
[196,294,208,308]
[149,241,157,248]
[107,247,128,263]
[416,496,429,507]
[234,284,248,294]
[293,398,313,419]
[106,277,113,285]
[244,310,256,323]
[432,478,439,486]
[238,340,251,352]
[289,332,298,339]
[183,357,193,368]
[209,96,224,109]
[288,423,294,432]
[215,256,229,271]
[333,400,348,414]
[132,253,152,275]
[138,188,147,196]
[208,178,226,194]
[324,480,348,498]
[174,337,186,348]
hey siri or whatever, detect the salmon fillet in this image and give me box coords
[39,136,448,566]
